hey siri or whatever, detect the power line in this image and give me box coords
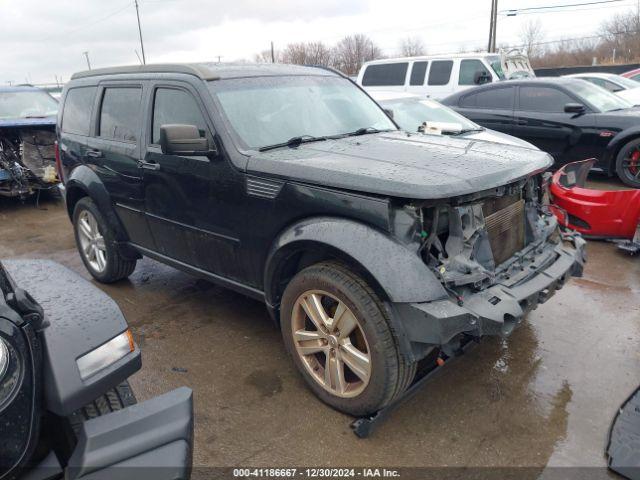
[501,0,626,15]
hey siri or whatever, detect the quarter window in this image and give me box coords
[459,59,488,85]
[409,62,428,86]
[428,61,453,86]
[62,87,96,136]
[152,88,208,144]
[362,63,409,86]
[99,87,142,142]
[518,86,573,113]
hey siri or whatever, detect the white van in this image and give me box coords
[356,50,535,100]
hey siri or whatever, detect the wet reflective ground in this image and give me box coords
[1,181,638,473]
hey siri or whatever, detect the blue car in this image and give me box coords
[0,85,59,198]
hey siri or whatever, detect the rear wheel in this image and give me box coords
[73,197,137,282]
[616,139,640,188]
[280,262,415,416]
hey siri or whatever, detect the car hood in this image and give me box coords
[461,128,538,149]
[247,131,553,200]
[0,116,56,128]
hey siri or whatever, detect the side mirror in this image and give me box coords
[159,124,212,156]
[474,71,491,85]
[564,103,586,114]
[383,108,394,119]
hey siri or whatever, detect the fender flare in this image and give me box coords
[606,127,640,174]
[64,165,130,243]
[263,216,448,307]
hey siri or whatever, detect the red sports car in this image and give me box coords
[622,68,640,83]
[550,159,640,254]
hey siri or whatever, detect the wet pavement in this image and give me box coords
[1,180,638,474]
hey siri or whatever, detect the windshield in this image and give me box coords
[381,97,478,133]
[488,55,506,80]
[208,75,396,150]
[611,75,640,90]
[571,79,633,112]
[0,90,58,119]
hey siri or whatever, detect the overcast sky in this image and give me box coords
[1,0,638,84]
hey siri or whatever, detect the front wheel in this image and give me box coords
[615,139,640,188]
[280,262,415,416]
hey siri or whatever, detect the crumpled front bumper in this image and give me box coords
[395,232,586,348]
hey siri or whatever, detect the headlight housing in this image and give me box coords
[76,329,135,380]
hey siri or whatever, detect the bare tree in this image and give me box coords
[253,49,281,63]
[332,34,383,75]
[281,41,333,66]
[600,6,640,62]
[520,19,545,60]
[399,36,426,57]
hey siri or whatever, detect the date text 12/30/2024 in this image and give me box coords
[233,468,401,478]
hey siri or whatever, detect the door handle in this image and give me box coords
[139,160,161,171]
[516,119,528,126]
[86,149,103,158]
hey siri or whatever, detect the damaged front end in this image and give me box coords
[393,172,586,359]
[0,125,58,198]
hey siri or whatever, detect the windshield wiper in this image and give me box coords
[259,135,327,152]
[328,127,395,140]
[451,128,485,136]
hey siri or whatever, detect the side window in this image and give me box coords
[518,86,573,113]
[362,63,409,86]
[152,88,208,144]
[459,59,488,85]
[428,60,454,86]
[62,87,96,136]
[99,87,142,142]
[409,61,428,86]
[462,87,514,110]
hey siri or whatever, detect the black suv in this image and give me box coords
[57,63,585,416]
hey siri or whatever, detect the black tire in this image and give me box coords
[73,197,137,283]
[615,139,640,188]
[280,261,416,416]
[67,381,137,435]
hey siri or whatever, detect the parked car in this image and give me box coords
[0,86,59,198]
[565,73,640,105]
[621,67,640,82]
[357,49,534,99]
[57,63,585,416]
[442,77,640,188]
[370,91,537,148]
[550,159,640,254]
[0,259,193,480]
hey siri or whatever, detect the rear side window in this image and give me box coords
[362,63,408,86]
[152,88,208,144]
[461,87,514,110]
[459,59,487,85]
[99,87,142,142]
[428,61,454,86]
[409,62,428,86]
[518,86,573,113]
[62,87,96,136]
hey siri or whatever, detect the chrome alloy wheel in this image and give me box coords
[77,210,107,273]
[291,290,371,398]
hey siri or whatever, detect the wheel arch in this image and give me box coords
[263,217,448,317]
[606,128,640,175]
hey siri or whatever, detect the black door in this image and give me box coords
[513,85,597,166]
[456,85,516,135]
[87,84,155,249]
[141,83,242,278]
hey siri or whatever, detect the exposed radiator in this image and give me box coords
[484,198,525,265]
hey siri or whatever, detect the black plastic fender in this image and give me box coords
[3,260,141,417]
[64,165,128,243]
[264,216,448,306]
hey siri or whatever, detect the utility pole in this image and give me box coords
[271,41,275,63]
[83,51,92,70]
[134,0,146,64]
[487,0,498,53]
